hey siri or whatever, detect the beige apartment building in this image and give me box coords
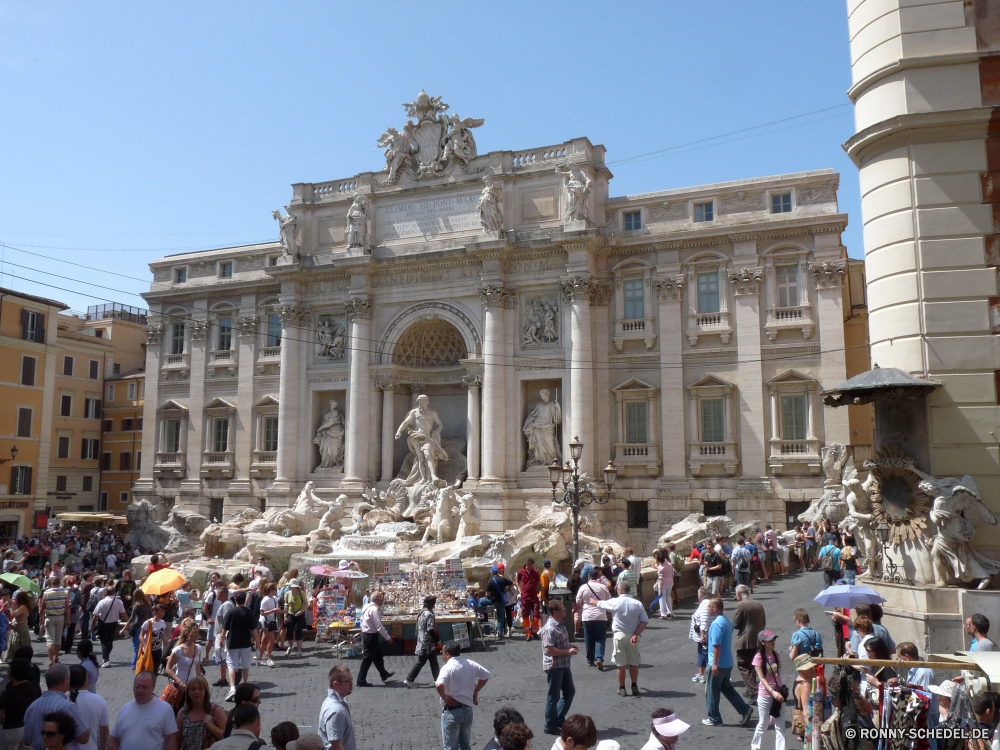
[100,367,145,512]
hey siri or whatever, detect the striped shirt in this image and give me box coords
[44,588,68,617]
[540,617,571,671]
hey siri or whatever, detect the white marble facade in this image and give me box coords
[132,93,854,541]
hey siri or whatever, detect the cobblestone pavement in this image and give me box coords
[17,569,834,749]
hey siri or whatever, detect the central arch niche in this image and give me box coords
[391,317,468,367]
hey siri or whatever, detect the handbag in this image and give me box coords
[493,577,517,607]
[160,643,197,710]
[765,655,786,717]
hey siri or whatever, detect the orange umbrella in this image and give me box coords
[141,568,186,596]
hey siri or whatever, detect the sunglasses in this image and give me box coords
[41,731,61,738]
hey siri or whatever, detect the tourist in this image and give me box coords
[764,525,784,576]
[250,556,271,582]
[40,577,69,667]
[75,640,100,694]
[968,695,995,745]
[37,711,77,750]
[805,523,817,568]
[201,579,224,665]
[617,559,638,598]
[22,665,91,750]
[568,561,585,639]
[861,638,897,698]
[840,547,859,585]
[0,658,42,750]
[641,709,689,749]
[817,537,841,587]
[139,603,169,677]
[929,681,959,724]
[793,526,806,572]
[539,559,554,619]
[435,641,490,750]
[122,588,152,669]
[587,580,648,697]
[732,585,766,699]
[210,704,261,750]
[540,600,577,736]
[93,586,126,667]
[116,570,137,615]
[356,592,393,686]
[282,579,308,658]
[287,736,324,750]
[703,598,753,728]
[68,665,109,750]
[702,546,724,596]
[896,642,938,724]
[61,578,82,655]
[275,569,295,651]
[486,566,515,641]
[750,631,785,750]
[576,569,610,670]
[222,683,260,738]
[969,613,995,651]
[165,618,204,692]
[788,609,823,660]
[651,550,673,620]
[258,583,279,668]
[497,724,532,750]
[318,665,356,750]
[176,676,226,750]
[221,592,257,701]
[516,558,542,641]
[13,645,41,686]
[688,586,712,683]
[147,554,172,575]
[732,539,753,593]
[791,655,816,741]
[7,591,32,662]
[270,722,299,750]
[107,671,180,750]
[754,530,770,580]
[482,708,524,750]
[246,579,266,664]
[404,595,440,688]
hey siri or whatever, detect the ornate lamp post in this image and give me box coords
[549,436,617,563]
[874,521,911,585]
[0,446,17,465]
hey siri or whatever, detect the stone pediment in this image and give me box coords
[204,397,237,411]
[157,399,188,413]
[766,369,818,386]
[688,374,736,391]
[254,395,279,408]
[612,377,657,393]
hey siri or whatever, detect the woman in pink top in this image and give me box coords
[751,631,786,750]
[655,550,674,619]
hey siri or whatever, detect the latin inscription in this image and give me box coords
[377,195,480,240]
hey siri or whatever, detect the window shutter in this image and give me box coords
[96,399,102,415]
[34,313,45,343]
[21,357,35,386]
[20,309,29,340]
[81,439,88,459]
[22,467,32,495]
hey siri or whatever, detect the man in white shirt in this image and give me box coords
[107,671,179,750]
[92,586,127,667]
[250,556,271,582]
[356,593,393,687]
[435,641,490,750]
[587,580,648,697]
[104,553,117,572]
[70,664,110,750]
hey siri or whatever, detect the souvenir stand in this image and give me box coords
[313,583,359,657]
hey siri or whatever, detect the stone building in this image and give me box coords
[133,93,866,544]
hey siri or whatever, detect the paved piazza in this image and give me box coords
[22,571,827,749]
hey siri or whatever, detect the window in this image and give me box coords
[220,262,233,278]
[20,310,45,343]
[697,272,720,313]
[84,398,101,419]
[101,452,112,471]
[55,476,67,492]
[266,314,282,347]
[128,381,136,399]
[103,419,112,433]
[107,384,115,401]
[113,363,121,375]
[210,497,224,523]
[16,408,31,438]
[175,268,187,283]
[119,452,132,471]
[63,356,74,377]
[99,492,108,511]
[95,329,104,338]
[772,192,792,213]
[57,436,70,459]
[122,418,134,431]
[701,399,725,443]
[136,417,143,430]
[119,491,129,505]
[171,324,185,355]
[20,356,36,387]
[212,418,230,452]
[263,416,279,452]
[89,360,99,379]
[694,202,714,222]
[625,402,648,444]
[11,466,32,495]
[269,256,279,266]
[782,395,808,440]
[704,500,727,518]
[624,211,641,231]
[627,500,649,529]
[164,420,182,453]
[218,317,233,351]
[60,395,72,417]
[81,439,99,459]
[82,476,93,492]
[136,451,141,470]
[776,265,799,309]
[623,279,644,320]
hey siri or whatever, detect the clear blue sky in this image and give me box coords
[0,2,857,314]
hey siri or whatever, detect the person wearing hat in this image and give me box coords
[791,654,816,740]
[641,708,689,749]
[486,566,515,641]
[750,630,785,749]
[283,579,308,658]
[250,556,271,582]
[929,679,959,723]
[840,546,859,585]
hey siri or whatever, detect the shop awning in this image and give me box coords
[56,512,129,525]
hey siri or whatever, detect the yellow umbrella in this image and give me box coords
[141,568,186,596]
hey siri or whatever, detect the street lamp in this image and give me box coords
[549,437,617,563]
[0,446,17,465]
[874,521,909,585]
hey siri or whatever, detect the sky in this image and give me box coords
[0,2,857,315]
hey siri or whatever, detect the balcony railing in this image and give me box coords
[200,451,234,479]
[207,349,237,377]
[251,449,278,478]
[768,437,822,475]
[163,353,188,367]
[613,443,661,476]
[686,310,732,346]
[153,452,185,478]
[764,305,814,341]
[613,316,657,351]
[259,346,281,360]
[687,441,739,476]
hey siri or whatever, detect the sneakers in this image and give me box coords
[101,661,111,668]
[740,710,754,727]
[403,680,416,689]
[617,687,627,697]
[691,674,706,683]
[285,646,292,657]
[265,659,275,667]
[213,678,228,687]
[225,687,237,702]
[702,719,722,726]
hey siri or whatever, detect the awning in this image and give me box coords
[56,512,129,525]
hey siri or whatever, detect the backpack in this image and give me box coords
[800,627,824,658]
[735,548,750,572]
[821,548,836,571]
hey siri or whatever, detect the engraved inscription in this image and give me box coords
[377,195,481,240]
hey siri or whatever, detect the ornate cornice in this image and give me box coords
[234,315,259,337]
[143,324,164,345]
[462,374,482,388]
[559,275,597,303]
[811,261,847,289]
[279,303,311,325]
[345,297,373,321]
[479,283,517,309]
[655,275,685,301]
[189,319,210,341]
[728,267,763,296]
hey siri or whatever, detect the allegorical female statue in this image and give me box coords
[523,389,562,469]
[313,399,345,470]
[346,194,369,249]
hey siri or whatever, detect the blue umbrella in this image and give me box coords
[814,584,885,609]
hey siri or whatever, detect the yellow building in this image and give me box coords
[0,287,70,536]
[100,367,145,511]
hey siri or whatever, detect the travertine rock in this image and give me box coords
[656,513,759,555]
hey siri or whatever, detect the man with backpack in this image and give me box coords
[764,525,784,576]
[486,566,515,641]
[818,539,841,587]
[788,609,823,660]
[732,540,753,593]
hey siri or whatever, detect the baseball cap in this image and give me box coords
[759,630,778,641]
[490,566,499,574]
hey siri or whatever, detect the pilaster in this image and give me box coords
[343,296,373,484]
[183,308,209,500]
[134,321,163,495]
[811,260,850,447]
[728,265,769,485]
[655,274,689,485]
[479,283,515,484]
[275,302,309,486]
[561,275,597,478]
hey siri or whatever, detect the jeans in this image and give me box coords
[582,620,607,664]
[80,616,90,642]
[844,570,856,585]
[131,628,141,668]
[708,576,722,595]
[494,603,508,636]
[441,705,473,750]
[406,650,440,682]
[736,570,751,588]
[706,665,751,725]
[751,692,786,750]
[697,642,708,668]
[545,667,575,732]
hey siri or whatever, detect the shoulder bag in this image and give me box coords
[585,582,611,622]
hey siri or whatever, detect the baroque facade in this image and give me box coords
[133,92,864,542]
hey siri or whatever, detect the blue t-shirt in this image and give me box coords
[819,544,841,573]
[707,614,734,669]
[791,627,823,655]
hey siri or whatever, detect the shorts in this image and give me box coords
[697,641,708,668]
[770,551,779,562]
[44,616,65,646]
[215,632,228,665]
[207,623,215,643]
[708,577,722,595]
[226,647,252,670]
[612,631,640,667]
[265,620,278,632]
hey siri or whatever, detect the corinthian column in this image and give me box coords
[344,297,373,483]
[275,303,309,484]
[656,275,687,482]
[378,382,395,482]
[463,374,482,481]
[561,276,596,478]
[479,284,514,483]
